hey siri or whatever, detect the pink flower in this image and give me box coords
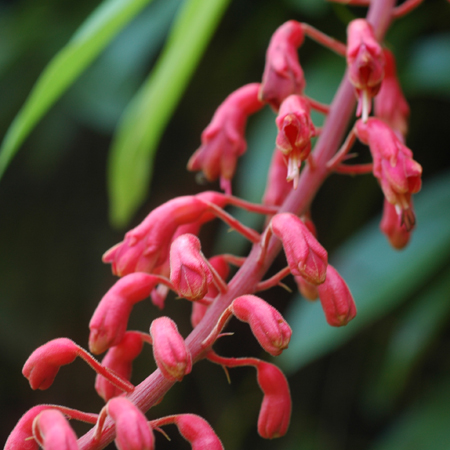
[150,317,192,381]
[355,117,422,229]
[294,275,318,300]
[32,409,78,450]
[231,295,292,356]
[256,362,291,439]
[263,148,293,207]
[172,414,224,450]
[317,265,356,326]
[259,20,305,110]
[187,83,264,193]
[374,49,410,137]
[275,95,316,188]
[106,397,154,450]
[271,213,328,284]
[95,331,145,401]
[89,273,161,354]
[346,19,385,119]
[170,234,214,301]
[380,198,412,249]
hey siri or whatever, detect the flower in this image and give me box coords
[380,197,412,249]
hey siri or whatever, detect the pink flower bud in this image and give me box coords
[103,195,212,276]
[95,331,144,401]
[271,213,328,284]
[380,198,412,249]
[256,362,291,439]
[355,118,422,229]
[32,409,78,450]
[317,265,356,326]
[5,405,49,450]
[187,83,264,193]
[231,295,291,356]
[263,149,293,208]
[275,95,316,188]
[106,397,154,450]
[150,317,192,381]
[170,234,213,301]
[346,19,385,118]
[259,20,305,110]
[22,338,78,390]
[173,414,224,450]
[89,273,160,354]
[374,49,410,137]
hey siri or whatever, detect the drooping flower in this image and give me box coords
[187,83,264,193]
[259,20,305,110]
[380,197,412,249]
[355,117,422,229]
[346,18,385,120]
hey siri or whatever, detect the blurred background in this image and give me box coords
[1,0,450,449]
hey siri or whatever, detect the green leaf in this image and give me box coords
[107,0,232,228]
[279,170,450,374]
[0,0,155,179]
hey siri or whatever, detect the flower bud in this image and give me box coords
[263,149,293,208]
[95,331,144,401]
[173,414,224,450]
[374,49,410,137]
[275,95,316,188]
[294,275,318,301]
[380,198,411,249]
[346,19,385,118]
[89,273,159,354]
[231,295,291,356]
[150,317,192,381]
[256,362,291,439]
[259,20,305,110]
[32,409,78,450]
[106,397,154,450]
[170,234,213,301]
[187,83,264,193]
[22,338,78,390]
[317,265,356,326]
[271,213,328,284]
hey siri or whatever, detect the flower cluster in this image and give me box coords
[5,3,423,450]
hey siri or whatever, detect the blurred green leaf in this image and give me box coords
[0,0,154,179]
[370,378,450,450]
[279,170,450,374]
[107,0,231,228]
[403,33,450,97]
[363,267,450,413]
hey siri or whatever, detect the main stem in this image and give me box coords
[78,2,395,448]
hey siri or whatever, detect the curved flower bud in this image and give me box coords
[22,338,78,390]
[346,19,385,119]
[187,83,264,193]
[317,265,356,326]
[150,317,192,381]
[106,397,154,450]
[374,49,410,137]
[170,234,213,301]
[259,20,305,110]
[380,198,412,249]
[89,273,160,354]
[271,213,328,284]
[355,118,422,229]
[231,295,291,356]
[32,410,78,450]
[95,331,145,401]
[275,95,316,188]
[103,196,214,276]
[256,361,291,439]
[173,414,224,450]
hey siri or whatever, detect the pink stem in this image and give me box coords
[326,127,357,171]
[224,195,279,214]
[334,162,374,175]
[255,266,292,292]
[206,350,260,369]
[304,96,330,114]
[77,2,395,448]
[392,0,423,18]
[301,23,347,56]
